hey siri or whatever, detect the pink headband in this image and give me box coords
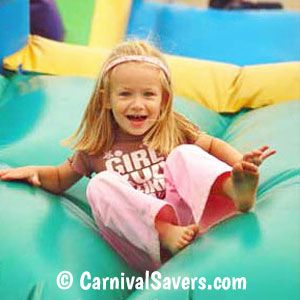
[103,55,170,80]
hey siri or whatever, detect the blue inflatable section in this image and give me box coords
[127,0,300,65]
[0,0,29,72]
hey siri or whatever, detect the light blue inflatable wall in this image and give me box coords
[0,0,29,72]
[127,0,300,65]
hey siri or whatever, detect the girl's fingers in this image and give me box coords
[0,168,40,187]
[252,150,263,156]
[243,153,252,161]
[233,162,244,174]
[241,161,259,173]
[257,145,270,152]
[243,152,257,161]
[243,146,276,166]
[241,170,258,177]
[261,150,277,161]
[1,171,25,180]
[243,153,262,166]
[0,172,14,180]
[244,150,263,159]
[0,167,41,188]
[0,170,31,181]
[0,169,11,176]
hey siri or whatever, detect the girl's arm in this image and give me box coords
[194,134,276,167]
[194,134,243,166]
[0,161,82,194]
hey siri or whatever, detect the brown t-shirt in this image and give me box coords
[69,130,168,199]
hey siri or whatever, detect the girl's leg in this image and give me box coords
[164,145,233,225]
[87,171,163,264]
[164,145,258,239]
[152,145,235,255]
[87,170,191,271]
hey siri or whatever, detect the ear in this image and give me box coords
[100,89,111,109]
[161,91,170,108]
[105,99,112,109]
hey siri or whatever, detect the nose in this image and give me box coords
[130,95,145,111]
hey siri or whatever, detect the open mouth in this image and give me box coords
[126,115,147,121]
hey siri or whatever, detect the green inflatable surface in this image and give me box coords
[0,74,299,299]
[55,0,95,45]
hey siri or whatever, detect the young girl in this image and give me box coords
[0,40,275,273]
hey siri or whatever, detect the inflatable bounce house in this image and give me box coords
[0,0,299,299]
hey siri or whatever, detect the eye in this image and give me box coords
[119,91,131,97]
[144,91,156,97]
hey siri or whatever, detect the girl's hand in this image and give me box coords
[242,145,276,167]
[0,166,41,187]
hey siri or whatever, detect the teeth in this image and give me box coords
[127,115,147,121]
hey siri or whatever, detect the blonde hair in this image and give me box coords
[63,40,200,155]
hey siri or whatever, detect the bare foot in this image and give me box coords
[155,221,199,255]
[229,160,259,212]
[225,145,276,212]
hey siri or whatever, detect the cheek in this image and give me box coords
[109,102,121,121]
[147,103,162,121]
[111,100,126,115]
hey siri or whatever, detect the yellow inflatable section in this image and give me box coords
[4,35,110,77]
[89,0,132,48]
[4,35,300,113]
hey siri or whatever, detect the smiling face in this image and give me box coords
[108,62,164,136]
